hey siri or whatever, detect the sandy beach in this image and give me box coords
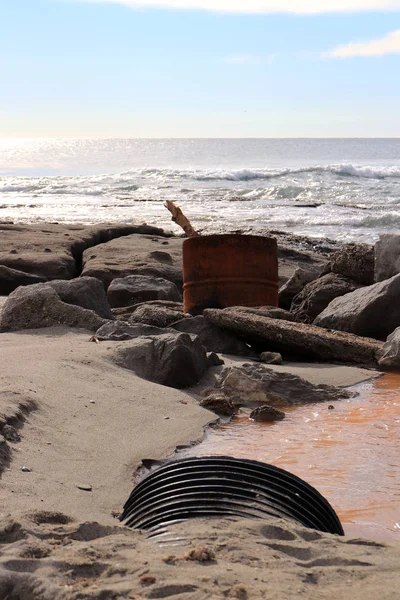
[1,326,400,600]
[0,223,399,599]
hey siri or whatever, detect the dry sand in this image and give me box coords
[1,327,398,600]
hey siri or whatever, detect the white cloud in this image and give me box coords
[325,28,400,57]
[70,0,400,14]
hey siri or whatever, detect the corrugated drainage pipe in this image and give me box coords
[119,456,344,536]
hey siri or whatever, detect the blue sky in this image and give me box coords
[1,0,400,137]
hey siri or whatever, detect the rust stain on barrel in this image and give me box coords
[183,234,278,315]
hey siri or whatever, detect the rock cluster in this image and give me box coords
[2,226,400,424]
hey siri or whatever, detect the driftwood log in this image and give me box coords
[164,200,199,237]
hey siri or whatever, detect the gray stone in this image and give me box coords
[291,273,363,324]
[199,394,237,417]
[81,233,183,289]
[250,406,286,422]
[0,265,46,295]
[204,307,382,367]
[260,352,283,365]
[314,273,400,340]
[0,223,165,282]
[0,285,107,333]
[47,276,114,319]
[112,300,184,322]
[172,315,252,356]
[279,265,324,310]
[330,243,374,285]
[107,275,181,308]
[212,364,356,408]
[377,327,400,370]
[111,332,208,389]
[129,303,188,328]
[375,234,400,282]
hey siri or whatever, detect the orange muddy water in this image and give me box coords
[185,373,400,541]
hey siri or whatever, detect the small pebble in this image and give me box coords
[90,400,96,404]
[77,484,93,492]
[22,466,32,473]
[163,416,170,420]
[328,405,335,410]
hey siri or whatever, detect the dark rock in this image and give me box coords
[107,275,181,308]
[204,308,382,367]
[129,303,188,328]
[96,321,169,341]
[250,406,286,422]
[260,352,283,365]
[211,364,356,407]
[314,273,400,340]
[199,394,237,417]
[207,352,225,367]
[0,265,46,295]
[377,327,400,370]
[111,332,208,389]
[330,243,374,285]
[291,273,363,324]
[172,315,252,356]
[279,265,325,310]
[47,276,114,319]
[112,300,184,321]
[0,285,107,333]
[375,234,400,282]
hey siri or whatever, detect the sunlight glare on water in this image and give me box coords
[184,373,400,541]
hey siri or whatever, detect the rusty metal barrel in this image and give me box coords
[182,234,278,315]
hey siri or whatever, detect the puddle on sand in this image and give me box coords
[183,373,400,541]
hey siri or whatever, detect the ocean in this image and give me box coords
[1,138,399,243]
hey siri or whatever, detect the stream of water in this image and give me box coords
[182,373,400,541]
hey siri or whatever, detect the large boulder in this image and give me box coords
[330,243,374,285]
[290,273,363,324]
[279,265,324,310]
[377,328,400,370]
[0,285,107,333]
[314,273,400,340]
[107,275,181,308]
[129,303,189,328]
[47,276,114,319]
[81,234,183,289]
[0,265,46,295]
[375,234,400,282]
[111,332,208,389]
[204,307,382,367]
[0,223,166,281]
[172,315,252,356]
[208,364,355,407]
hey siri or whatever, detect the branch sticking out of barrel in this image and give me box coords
[164,200,199,237]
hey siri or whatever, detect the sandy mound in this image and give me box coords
[1,512,399,599]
